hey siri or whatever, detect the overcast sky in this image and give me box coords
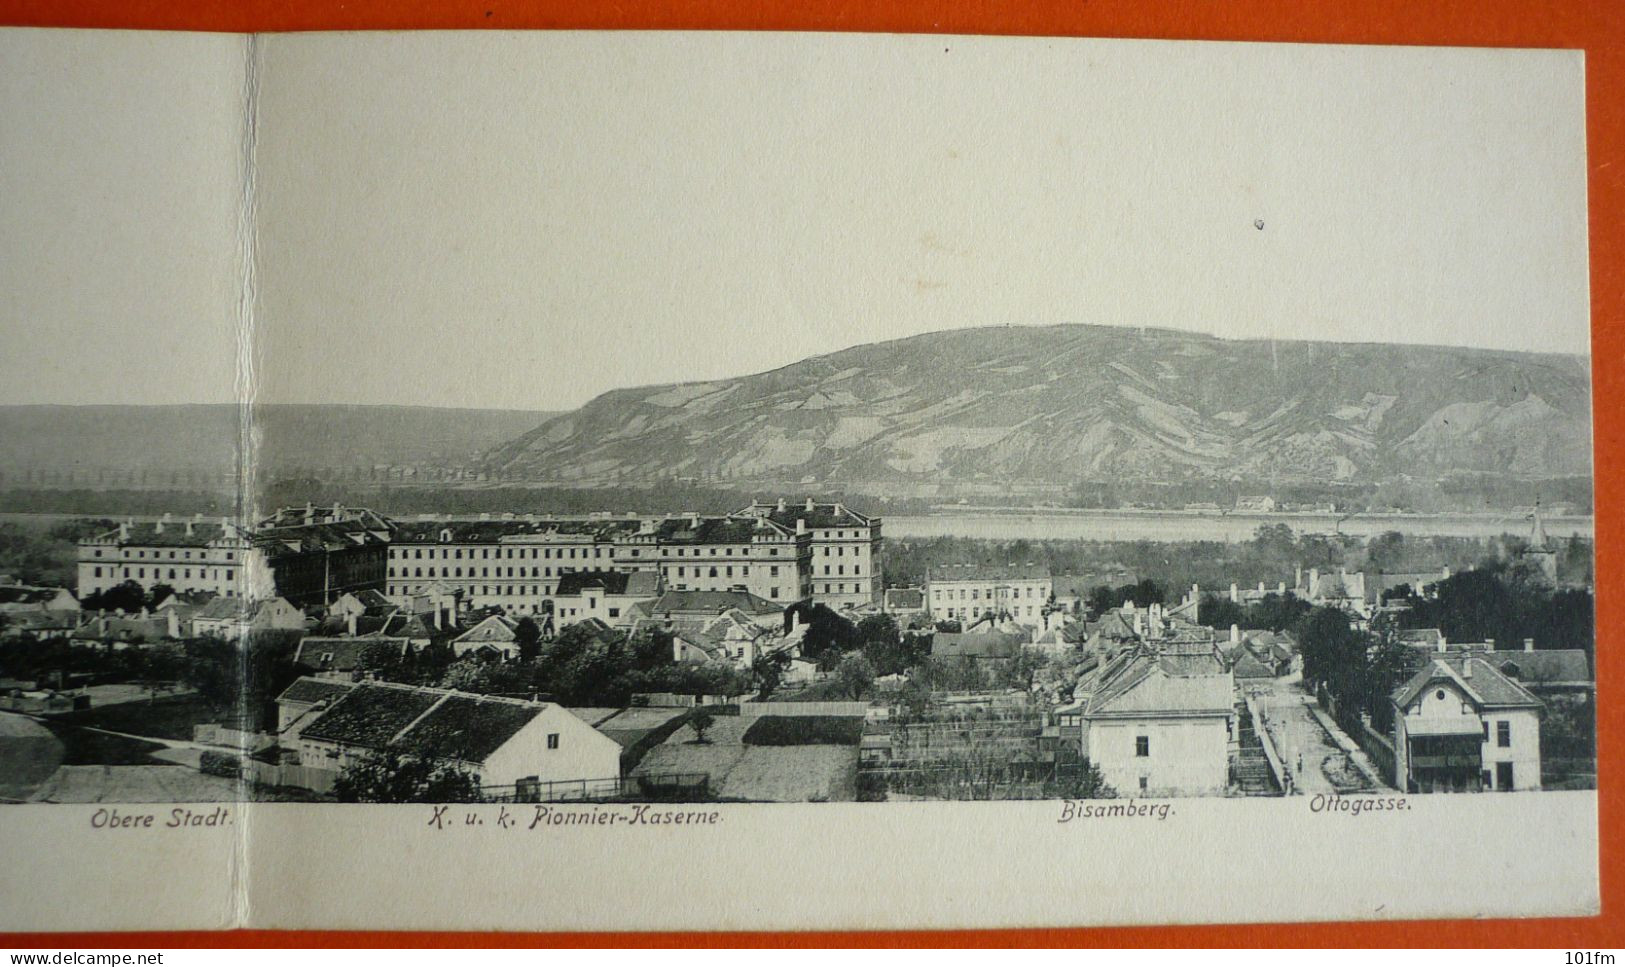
[0,30,1590,409]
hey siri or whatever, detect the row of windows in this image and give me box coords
[931,586,1046,601]
[936,605,1039,619]
[90,548,235,561]
[91,566,235,582]
[820,564,862,576]
[819,545,870,557]
[394,545,612,561]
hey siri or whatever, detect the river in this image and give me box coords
[884,510,1593,543]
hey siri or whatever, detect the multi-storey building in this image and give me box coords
[251,505,394,608]
[736,498,881,608]
[1391,652,1544,793]
[639,513,811,604]
[925,562,1052,625]
[78,505,394,609]
[386,508,819,616]
[78,515,254,601]
[384,517,647,615]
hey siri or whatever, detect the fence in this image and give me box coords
[243,759,336,795]
[1354,719,1397,787]
[482,772,710,803]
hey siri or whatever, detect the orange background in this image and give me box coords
[0,0,1619,949]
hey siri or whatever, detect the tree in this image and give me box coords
[146,583,178,608]
[514,616,542,663]
[1362,617,1422,734]
[689,707,716,744]
[83,580,146,615]
[833,653,876,700]
[750,650,790,700]
[856,613,913,676]
[1198,593,1245,631]
[1295,607,1366,710]
[332,749,483,803]
[1055,758,1117,799]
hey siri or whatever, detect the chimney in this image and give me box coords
[184,519,194,536]
[796,518,807,536]
[1524,638,1535,652]
[1462,661,1473,679]
[805,497,815,512]
[1132,612,1143,635]
[1230,583,1239,603]
[332,502,342,518]
[154,518,164,535]
[1309,568,1319,594]
[346,612,357,636]
[1487,638,1497,651]
[1295,566,1303,589]
[165,609,179,638]
[1230,623,1240,644]
[118,522,130,541]
[776,497,786,512]
[1439,635,1448,652]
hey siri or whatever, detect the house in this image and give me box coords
[1050,570,1139,613]
[551,570,660,627]
[274,677,358,738]
[293,635,411,679]
[1081,646,1235,797]
[449,614,523,660]
[1391,654,1544,793]
[925,563,1052,625]
[1486,645,1591,695]
[250,505,394,608]
[190,595,305,640]
[0,583,78,613]
[0,608,79,642]
[1234,496,1276,513]
[290,681,623,791]
[71,610,179,648]
[882,586,926,618]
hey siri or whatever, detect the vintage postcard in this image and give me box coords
[0,28,1598,931]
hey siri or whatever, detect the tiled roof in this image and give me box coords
[932,631,1025,659]
[0,586,69,606]
[738,499,876,530]
[392,518,645,544]
[1489,649,1591,685]
[397,694,542,762]
[293,636,408,672]
[1230,653,1275,680]
[451,615,519,644]
[884,587,925,611]
[649,589,781,617]
[298,683,444,747]
[1391,655,1543,711]
[1085,654,1233,718]
[277,677,358,706]
[87,520,240,547]
[929,563,1052,583]
[652,515,792,544]
[193,597,248,621]
[251,519,389,559]
[555,570,633,597]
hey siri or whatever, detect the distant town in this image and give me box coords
[0,495,1595,804]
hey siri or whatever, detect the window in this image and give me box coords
[1496,721,1511,748]
[1138,777,1149,792]
[1135,736,1150,757]
[1482,721,1490,741]
[1435,689,1446,701]
[547,733,560,750]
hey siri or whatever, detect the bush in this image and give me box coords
[199,750,242,779]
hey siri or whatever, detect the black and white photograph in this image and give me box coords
[0,28,1599,931]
